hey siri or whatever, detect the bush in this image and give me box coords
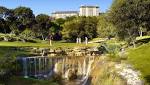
[0,53,16,83]
[0,37,3,41]
[52,73,62,84]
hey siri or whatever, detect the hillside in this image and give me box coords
[128,43,150,84]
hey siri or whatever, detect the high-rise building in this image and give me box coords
[51,11,78,19]
[79,5,99,16]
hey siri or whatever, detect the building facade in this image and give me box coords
[51,11,78,19]
[51,5,100,19]
[79,6,99,16]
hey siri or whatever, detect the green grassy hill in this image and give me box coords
[128,43,150,84]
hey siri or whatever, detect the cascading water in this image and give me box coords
[34,58,37,77]
[81,56,94,85]
[83,58,86,76]
[23,58,28,78]
[19,55,98,85]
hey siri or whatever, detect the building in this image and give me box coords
[51,5,100,19]
[51,11,78,19]
[79,5,99,16]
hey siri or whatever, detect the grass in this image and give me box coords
[0,41,98,48]
[0,46,32,57]
[6,76,59,85]
[128,43,150,84]
[136,36,150,41]
[91,57,126,85]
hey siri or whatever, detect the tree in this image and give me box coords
[97,14,115,38]
[19,28,36,40]
[108,0,150,47]
[62,17,98,42]
[0,6,9,14]
[62,18,80,41]
[14,6,35,30]
[35,14,51,40]
[0,6,12,33]
[49,23,62,40]
[54,18,65,25]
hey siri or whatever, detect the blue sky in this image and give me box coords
[0,0,113,16]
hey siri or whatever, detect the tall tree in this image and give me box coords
[108,0,150,46]
[62,17,98,42]
[0,6,12,33]
[14,6,35,30]
[97,14,115,38]
[35,14,51,40]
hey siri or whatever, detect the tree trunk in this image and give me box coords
[41,34,45,41]
[49,39,52,46]
[140,30,142,37]
[132,41,136,48]
[139,27,143,37]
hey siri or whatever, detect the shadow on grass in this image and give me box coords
[144,75,150,84]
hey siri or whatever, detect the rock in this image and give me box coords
[115,64,143,85]
[3,37,8,41]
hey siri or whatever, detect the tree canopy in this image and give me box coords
[108,0,150,42]
[62,17,98,42]
[97,14,115,38]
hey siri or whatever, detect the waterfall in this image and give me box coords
[46,58,54,78]
[29,58,31,76]
[44,58,47,77]
[62,58,65,75]
[83,58,86,75]
[54,62,59,73]
[23,58,28,78]
[82,56,94,85]
[38,58,41,75]
[20,55,97,84]
[34,58,37,77]
[78,61,83,75]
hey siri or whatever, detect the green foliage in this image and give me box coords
[7,76,59,85]
[62,17,98,42]
[95,63,126,85]
[136,36,150,44]
[136,36,150,41]
[54,18,65,25]
[35,14,52,40]
[128,43,150,84]
[36,14,49,24]
[14,6,35,29]
[108,0,150,42]
[0,6,9,13]
[20,29,35,39]
[0,46,30,83]
[97,14,116,38]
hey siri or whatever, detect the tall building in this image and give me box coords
[79,5,99,16]
[51,11,78,19]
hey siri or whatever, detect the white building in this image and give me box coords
[79,5,100,16]
[51,11,78,19]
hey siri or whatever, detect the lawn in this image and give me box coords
[0,41,98,48]
[0,46,32,57]
[127,43,150,84]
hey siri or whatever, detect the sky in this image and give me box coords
[0,0,113,16]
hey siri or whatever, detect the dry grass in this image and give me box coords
[90,56,126,85]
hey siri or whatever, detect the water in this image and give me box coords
[20,56,96,85]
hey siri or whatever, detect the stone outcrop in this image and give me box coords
[115,64,143,85]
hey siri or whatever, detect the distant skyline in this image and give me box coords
[0,0,113,16]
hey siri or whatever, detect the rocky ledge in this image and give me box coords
[115,64,143,85]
